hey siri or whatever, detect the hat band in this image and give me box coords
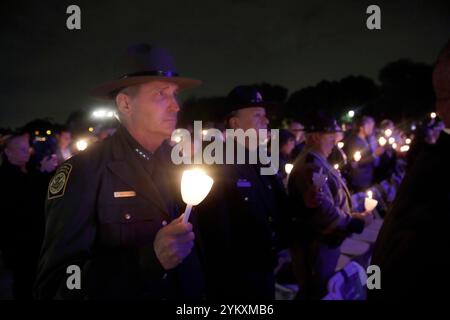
[120,70,180,79]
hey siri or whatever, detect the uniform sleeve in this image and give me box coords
[34,157,165,299]
[299,164,363,235]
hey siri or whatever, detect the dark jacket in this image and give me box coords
[195,144,289,300]
[370,131,450,299]
[0,159,51,299]
[343,134,377,192]
[287,149,364,298]
[34,126,204,300]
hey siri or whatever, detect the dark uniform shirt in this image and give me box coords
[287,148,364,298]
[34,126,204,299]
[195,142,289,300]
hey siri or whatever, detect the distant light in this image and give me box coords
[348,110,355,118]
[34,130,40,136]
[392,143,398,150]
[333,164,339,170]
[76,139,88,151]
[285,163,294,175]
[400,145,410,152]
[353,151,362,162]
[384,129,393,137]
[88,127,94,132]
[388,137,395,145]
[411,124,417,131]
[337,142,344,149]
[431,112,437,119]
[405,138,411,145]
[92,108,115,119]
[46,130,52,135]
[378,137,387,147]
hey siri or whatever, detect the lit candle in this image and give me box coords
[353,151,362,162]
[431,112,437,119]
[76,139,88,151]
[388,137,395,145]
[333,163,339,170]
[337,142,344,149]
[180,169,214,223]
[400,145,410,152]
[285,163,293,175]
[392,143,397,150]
[378,137,387,147]
[384,129,393,137]
[364,190,378,212]
[405,138,411,145]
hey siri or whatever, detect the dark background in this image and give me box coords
[1,0,449,128]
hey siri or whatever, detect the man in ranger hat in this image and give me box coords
[195,85,290,300]
[35,43,204,299]
[287,112,373,299]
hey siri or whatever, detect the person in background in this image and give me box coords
[288,120,306,162]
[343,116,384,192]
[196,85,289,300]
[279,129,296,180]
[54,125,73,165]
[0,132,57,299]
[288,112,373,299]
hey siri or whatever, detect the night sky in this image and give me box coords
[1,0,449,128]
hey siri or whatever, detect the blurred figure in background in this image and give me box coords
[288,112,372,299]
[343,116,384,192]
[0,132,57,299]
[288,120,306,162]
[54,125,73,165]
[278,129,296,180]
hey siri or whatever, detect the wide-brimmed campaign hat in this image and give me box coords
[220,85,278,118]
[91,43,202,99]
[303,111,343,133]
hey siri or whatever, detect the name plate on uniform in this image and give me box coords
[114,191,136,198]
[236,179,251,188]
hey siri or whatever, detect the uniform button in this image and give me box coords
[124,213,131,220]
[162,220,168,226]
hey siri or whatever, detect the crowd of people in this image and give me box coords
[0,40,449,300]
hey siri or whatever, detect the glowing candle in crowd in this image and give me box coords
[181,169,214,223]
[388,137,395,145]
[76,139,88,151]
[285,163,294,175]
[378,137,387,147]
[337,142,344,149]
[400,145,410,152]
[392,143,397,150]
[405,138,412,145]
[365,190,378,212]
[333,163,339,170]
[384,129,393,137]
[353,151,362,162]
[431,112,437,119]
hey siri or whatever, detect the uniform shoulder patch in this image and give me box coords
[48,163,72,200]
